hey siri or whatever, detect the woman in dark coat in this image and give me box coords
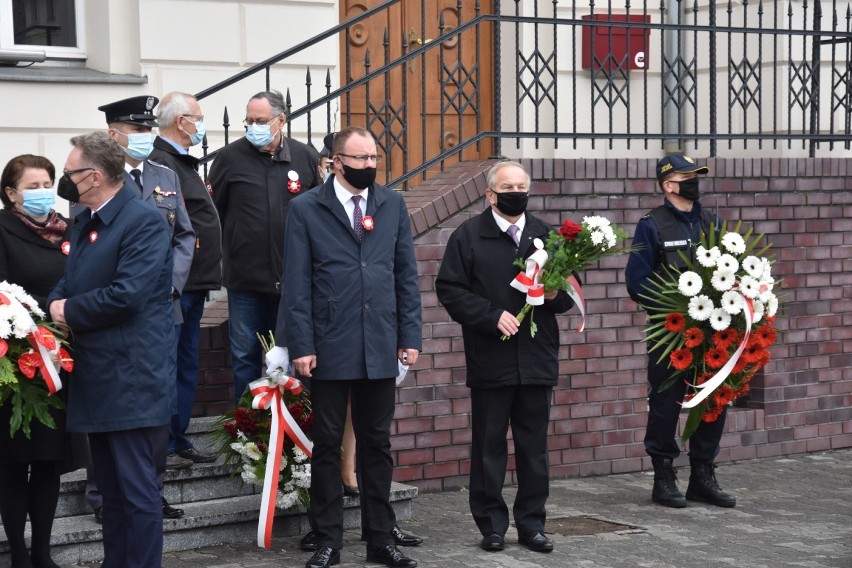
[0,154,70,568]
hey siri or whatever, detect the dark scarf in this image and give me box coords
[11,209,68,245]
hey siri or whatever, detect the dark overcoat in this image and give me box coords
[279,178,422,380]
[47,185,175,433]
[436,208,573,389]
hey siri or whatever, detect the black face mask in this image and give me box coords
[674,178,700,201]
[493,191,529,217]
[57,174,81,203]
[341,165,377,190]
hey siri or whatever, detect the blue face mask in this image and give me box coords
[122,132,154,161]
[246,123,274,147]
[185,119,206,146]
[19,188,56,217]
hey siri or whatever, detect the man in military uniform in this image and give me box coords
[208,89,321,404]
[625,154,736,510]
[150,92,221,467]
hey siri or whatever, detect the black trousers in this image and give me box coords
[469,384,552,537]
[644,350,726,463]
[310,378,396,550]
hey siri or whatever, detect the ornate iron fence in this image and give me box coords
[196,0,852,188]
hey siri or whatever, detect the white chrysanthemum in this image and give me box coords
[710,308,732,331]
[240,470,257,484]
[292,446,309,464]
[230,442,246,454]
[742,256,763,278]
[601,225,617,249]
[721,231,746,254]
[739,275,761,299]
[0,318,11,338]
[710,270,735,292]
[678,271,703,297]
[279,454,288,471]
[292,464,312,488]
[590,230,604,246]
[276,490,299,510]
[721,290,744,315]
[583,215,610,229]
[687,295,714,321]
[696,245,721,267]
[751,299,765,324]
[765,295,779,317]
[716,254,739,274]
[243,442,263,462]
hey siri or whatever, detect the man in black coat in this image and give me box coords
[150,92,222,466]
[436,161,574,554]
[208,89,321,403]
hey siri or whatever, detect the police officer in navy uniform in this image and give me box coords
[625,154,736,509]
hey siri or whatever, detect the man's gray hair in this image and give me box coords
[69,131,125,185]
[486,160,530,189]
[250,90,287,116]
[158,92,196,128]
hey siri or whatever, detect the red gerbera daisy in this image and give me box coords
[683,327,704,348]
[702,405,725,423]
[731,356,749,374]
[755,325,777,348]
[713,328,737,349]
[664,313,686,333]
[669,348,693,370]
[742,342,764,364]
[704,347,729,369]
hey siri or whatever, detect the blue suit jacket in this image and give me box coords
[279,178,422,380]
[48,185,175,433]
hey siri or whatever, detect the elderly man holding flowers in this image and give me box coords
[626,154,738,509]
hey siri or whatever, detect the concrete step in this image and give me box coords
[0,417,419,566]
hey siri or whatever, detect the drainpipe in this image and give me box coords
[663,0,682,153]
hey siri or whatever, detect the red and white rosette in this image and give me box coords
[682,296,754,409]
[510,238,548,306]
[249,373,313,549]
[565,274,587,332]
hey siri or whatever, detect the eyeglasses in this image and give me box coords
[337,153,383,164]
[182,114,204,122]
[63,167,94,177]
[243,116,278,127]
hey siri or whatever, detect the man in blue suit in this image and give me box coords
[280,126,422,568]
[49,131,174,568]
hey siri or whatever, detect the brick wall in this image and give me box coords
[196,157,852,492]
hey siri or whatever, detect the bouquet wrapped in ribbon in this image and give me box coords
[505,216,629,338]
[0,281,72,438]
[639,221,780,443]
[213,333,313,548]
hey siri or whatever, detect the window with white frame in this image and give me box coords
[0,0,85,58]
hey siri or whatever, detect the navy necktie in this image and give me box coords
[130,168,143,192]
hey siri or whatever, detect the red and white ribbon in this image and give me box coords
[249,374,313,549]
[682,297,754,409]
[510,238,548,306]
[565,274,587,332]
[0,290,63,394]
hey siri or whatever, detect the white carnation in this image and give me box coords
[696,245,721,267]
[710,270,735,292]
[709,308,732,331]
[687,295,714,321]
[678,271,703,297]
[292,446,309,464]
[721,231,746,254]
[276,490,299,510]
[721,290,744,315]
[716,254,739,274]
[590,230,604,246]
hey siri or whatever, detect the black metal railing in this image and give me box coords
[195,0,852,189]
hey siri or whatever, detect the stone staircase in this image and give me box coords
[0,417,418,567]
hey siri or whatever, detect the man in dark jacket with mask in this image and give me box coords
[208,90,320,403]
[436,161,574,555]
[625,154,736,510]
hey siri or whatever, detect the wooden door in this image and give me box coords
[340,0,494,188]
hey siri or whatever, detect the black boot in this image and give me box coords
[686,461,736,508]
[651,457,687,508]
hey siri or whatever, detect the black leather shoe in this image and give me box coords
[300,529,319,551]
[390,526,423,547]
[343,484,360,497]
[518,531,554,553]
[305,546,340,568]
[686,461,737,508]
[366,544,417,567]
[176,446,217,463]
[165,452,193,469]
[93,506,103,524]
[480,532,504,552]
[162,497,184,519]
